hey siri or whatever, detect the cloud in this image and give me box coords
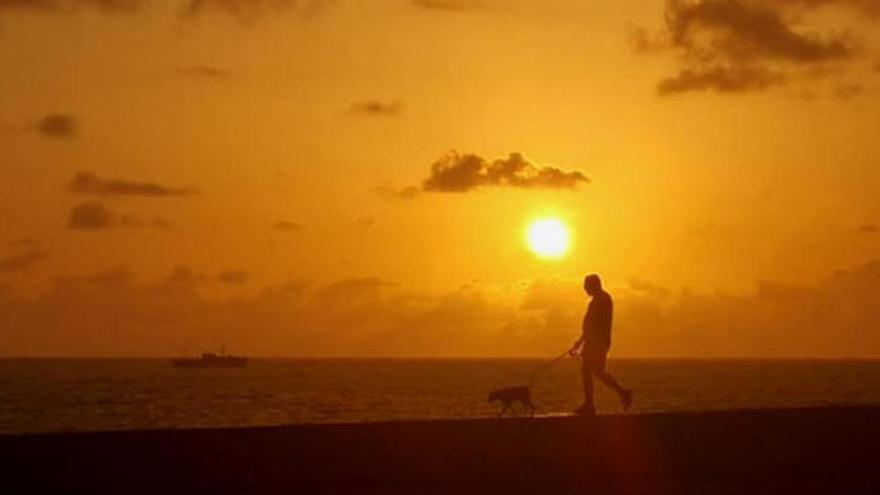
[0,247,47,273]
[163,265,205,288]
[10,238,41,247]
[181,0,335,21]
[273,221,305,233]
[775,0,880,18]
[68,201,113,230]
[67,201,171,231]
[349,101,403,116]
[628,27,667,54]
[421,151,589,192]
[379,152,588,197]
[375,184,421,199]
[628,277,671,298]
[218,270,249,284]
[666,0,851,64]
[0,0,332,21]
[411,0,483,11]
[176,65,233,79]
[833,83,865,99]
[638,0,878,95]
[316,276,395,298]
[7,260,880,357]
[69,171,197,197]
[658,66,786,95]
[35,113,77,139]
[857,224,879,234]
[620,259,880,357]
[0,0,144,14]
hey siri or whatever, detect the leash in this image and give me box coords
[524,349,571,385]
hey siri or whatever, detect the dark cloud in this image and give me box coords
[36,113,77,139]
[84,0,142,11]
[628,27,667,54]
[0,0,330,20]
[0,269,519,357]
[658,66,786,95]
[833,83,865,99]
[10,238,41,247]
[421,151,589,192]
[349,101,403,116]
[666,0,851,64]
[163,265,205,288]
[68,201,113,230]
[375,185,421,199]
[395,186,421,198]
[176,65,233,79]
[618,259,880,357]
[0,0,144,13]
[69,172,197,197]
[411,0,483,11]
[8,261,880,357]
[639,0,877,95]
[181,0,335,21]
[0,248,47,273]
[774,0,880,17]
[857,224,879,234]
[273,221,305,233]
[218,270,249,284]
[68,202,169,231]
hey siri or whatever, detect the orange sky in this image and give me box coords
[3,0,880,357]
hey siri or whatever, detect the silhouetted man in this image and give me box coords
[569,274,632,415]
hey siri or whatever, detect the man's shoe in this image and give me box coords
[573,404,596,416]
[621,389,633,412]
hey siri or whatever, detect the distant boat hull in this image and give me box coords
[172,354,248,368]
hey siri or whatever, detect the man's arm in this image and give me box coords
[570,306,590,356]
[570,310,588,356]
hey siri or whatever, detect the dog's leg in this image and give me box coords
[498,402,509,418]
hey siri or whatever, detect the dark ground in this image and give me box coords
[2,406,879,494]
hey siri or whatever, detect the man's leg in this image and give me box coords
[576,354,597,415]
[590,349,633,412]
[594,371,625,395]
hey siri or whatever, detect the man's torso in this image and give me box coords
[583,291,613,349]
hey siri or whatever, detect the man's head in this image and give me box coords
[583,274,602,296]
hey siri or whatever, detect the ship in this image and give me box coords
[171,352,248,368]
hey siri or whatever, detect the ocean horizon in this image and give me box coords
[3,358,879,434]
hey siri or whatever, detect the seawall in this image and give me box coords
[2,406,879,494]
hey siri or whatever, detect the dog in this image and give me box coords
[488,386,535,418]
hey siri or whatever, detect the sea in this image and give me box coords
[2,358,880,434]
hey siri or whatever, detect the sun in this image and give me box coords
[526,218,571,259]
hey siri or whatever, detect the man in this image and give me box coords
[569,274,632,415]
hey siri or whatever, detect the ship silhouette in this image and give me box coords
[172,347,248,368]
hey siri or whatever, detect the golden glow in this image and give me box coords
[526,218,571,259]
[3,0,880,359]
